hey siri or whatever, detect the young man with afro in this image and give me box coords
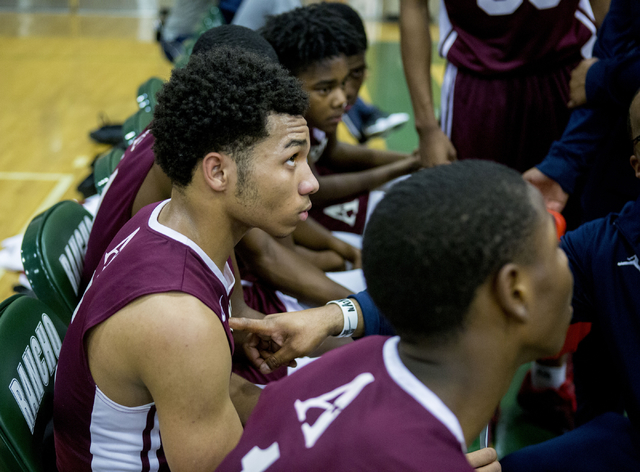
[53,46,317,471]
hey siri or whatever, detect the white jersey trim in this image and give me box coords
[309,128,328,164]
[383,336,466,450]
[440,63,457,138]
[575,0,596,59]
[148,200,235,295]
[89,386,160,472]
[438,0,457,59]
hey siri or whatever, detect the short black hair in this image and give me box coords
[260,4,365,76]
[362,160,540,343]
[192,24,279,63]
[152,46,308,188]
[322,2,367,52]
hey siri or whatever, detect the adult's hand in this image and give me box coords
[567,58,598,108]
[466,448,501,472]
[417,126,457,168]
[523,167,569,213]
[229,305,343,374]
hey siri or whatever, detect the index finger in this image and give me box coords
[466,447,498,469]
[229,317,274,335]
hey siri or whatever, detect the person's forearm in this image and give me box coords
[329,141,412,171]
[586,54,640,108]
[292,217,338,250]
[400,0,438,134]
[229,373,261,426]
[237,231,351,306]
[312,157,419,206]
[537,105,620,194]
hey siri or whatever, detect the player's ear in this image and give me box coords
[630,155,640,179]
[494,263,529,324]
[202,151,232,192]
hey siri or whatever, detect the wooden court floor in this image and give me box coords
[0,13,174,300]
[0,11,434,301]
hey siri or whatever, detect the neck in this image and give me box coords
[397,320,522,446]
[158,190,246,272]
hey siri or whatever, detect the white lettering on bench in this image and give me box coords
[58,215,93,296]
[8,313,63,433]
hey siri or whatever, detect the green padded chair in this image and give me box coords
[122,108,153,146]
[0,294,67,472]
[93,147,124,195]
[136,77,164,113]
[21,201,94,325]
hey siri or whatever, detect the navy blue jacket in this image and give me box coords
[561,194,640,427]
[537,0,640,220]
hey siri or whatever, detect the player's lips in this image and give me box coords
[299,203,312,221]
[328,114,343,124]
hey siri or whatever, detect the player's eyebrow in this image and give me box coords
[314,79,338,88]
[284,139,308,149]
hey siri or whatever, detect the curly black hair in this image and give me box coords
[259,4,365,77]
[362,160,540,343]
[151,46,308,188]
[322,2,367,52]
[192,24,278,63]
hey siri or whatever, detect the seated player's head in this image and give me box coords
[191,24,278,62]
[321,2,368,109]
[260,4,364,134]
[152,47,318,237]
[363,160,573,360]
[629,88,640,177]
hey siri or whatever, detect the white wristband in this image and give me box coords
[327,298,358,338]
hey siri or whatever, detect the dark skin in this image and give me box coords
[230,187,573,472]
[297,55,422,207]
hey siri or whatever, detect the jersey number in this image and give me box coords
[239,373,375,472]
[295,372,374,448]
[477,0,561,16]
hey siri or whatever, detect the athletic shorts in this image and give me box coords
[441,61,578,173]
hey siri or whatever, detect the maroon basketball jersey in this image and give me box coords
[439,0,596,74]
[81,128,155,291]
[54,200,235,472]
[217,336,473,471]
[308,127,369,234]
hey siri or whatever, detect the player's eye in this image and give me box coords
[350,68,365,79]
[286,154,297,167]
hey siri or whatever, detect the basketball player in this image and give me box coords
[261,4,421,236]
[80,26,356,317]
[218,160,573,471]
[400,0,596,172]
[53,47,316,471]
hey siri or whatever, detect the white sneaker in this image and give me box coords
[363,112,410,139]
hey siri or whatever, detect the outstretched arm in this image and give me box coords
[230,302,364,374]
[310,152,420,207]
[400,0,456,167]
[236,228,352,306]
[326,137,416,172]
[292,217,362,269]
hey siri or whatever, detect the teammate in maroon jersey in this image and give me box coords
[400,0,596,172]
[54,47,316,471]
[261,5,423,236]
[219,160,573,471]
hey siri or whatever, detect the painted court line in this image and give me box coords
[0,171,75,282]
